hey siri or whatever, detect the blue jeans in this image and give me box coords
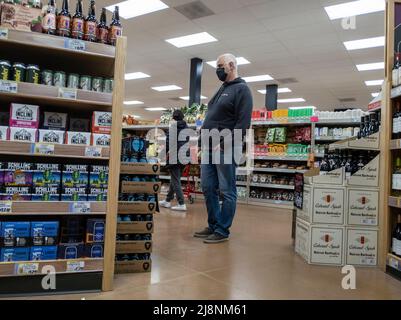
[201,157,237,238]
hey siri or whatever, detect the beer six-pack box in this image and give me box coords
[0,221,30,247]
[32,163,61,201]
[30,246,58,261]
[0,247,30,262]
[85,219,105,243]
[92,111,112,134]
[8,127,38,143]
[85,243,104,258]
[9,103,40,129]
[91,134,111,147]
[31,221,59,246]
[65,131,92,146]
[42,112,68,131]
[38,129,65,144]
[61,164,89,199]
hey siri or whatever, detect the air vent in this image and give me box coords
[174,1,215,20]
[338,98,356,103]
[276,78,298,84]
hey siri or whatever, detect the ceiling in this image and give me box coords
[97,0,385,120]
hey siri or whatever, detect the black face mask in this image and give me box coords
[216,67,228,82]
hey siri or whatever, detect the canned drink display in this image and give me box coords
[0,60,11,80]
[41,70,53,86]
[79,75,92,91]
[67,73,79,89]
[103,78,113,93]
[12,62,26,82]
[53,71,66,87]
[92,77,103,92]
[25,65,40,84]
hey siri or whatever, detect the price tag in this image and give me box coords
[0,80,17,93]
[58,87,77,100]
[0,27,8,39]
[32,143,55,155]
[389,257,399,270]
[310,116,319,123]
[70,202,91,213]
[362,218,376,226]
[66,260,85,272]
[15,262,39,275]
[85,146,102,158]
[64,38,86,51]
[0,201,12,213]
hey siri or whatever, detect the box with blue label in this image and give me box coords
[88,188,107,202]
[30,246,57,261]
[85,243,104,258]
[33,163,61,187]
[58,243,85,259]
[61,187,87,201]
[32,186,60,201]
[0,186,32,201]
[1,221,30,247]
[86,219,105,243]
[31,222,59,246]
[62,164,89,188]
[0,247,29,262]
[3,162,33,186]
[89,165,109,188]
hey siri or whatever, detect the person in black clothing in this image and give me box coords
[194,53,253,243]
[159,110,188,211]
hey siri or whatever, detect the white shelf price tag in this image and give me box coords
[0,201,12,213]
[15,262,39,275]
[0,27,8,39]
[85,146,102,158]
[70,202,91,213]
[66,260,85,272]
[33,143,55,155]
[389,257,399,270]
[0,80,17,93]
[58,87,77,100]
[64,38,86,51]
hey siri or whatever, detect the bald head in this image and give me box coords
[216,53,239,82]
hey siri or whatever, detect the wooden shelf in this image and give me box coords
[115,260,151,274]
[391,86,401,99]
[0,258,103,277]
[0,82,112,111]
[315,119,361,125]
[117,221,154,234]
[388,196,401,208]
[0,29,115,77]
[0,140,110,159]
[254,155,308,161]
[252,167,306,174]
[116,241,152,254]
[1,201,106,215]
[248,198,294,209]
[252,119,311,126]
[121,181,161,194]
[250,183,294,190]
[118,201,156,214]
[390,139,401,150]
[315,136,353,141]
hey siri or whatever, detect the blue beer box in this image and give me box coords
[58,243,85,259]
[0,247,30,262]
[32,186,60,201]
[30,246,58,261]
[89,165,109,188]
[88,187,107,202]
[86,219,105,243]
[31,221,59,246]
[62,164,89,188]
[85,243,104,258]
[32,163,61,187]
[1,222,30,247]
[61,186,88,201]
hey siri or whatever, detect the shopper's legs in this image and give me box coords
[201,163,219,232]
[165,172,175,203]
[214,162,237,237]
[170,166,185,205]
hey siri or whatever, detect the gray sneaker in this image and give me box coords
[194,228,214,238]
[203,233,229,244]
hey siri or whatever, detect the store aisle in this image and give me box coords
[10,203,401,300]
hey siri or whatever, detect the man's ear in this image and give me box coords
[229,61,235,71]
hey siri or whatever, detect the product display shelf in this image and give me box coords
[0,140,110,159]
[249,183,294,190]
[0,32,127,294]
[251,119,311,126]
[254,155,309,161]
[247,198,294,209]
[390,139,401,150]
[0,258,103,278]
[251,167,306,174]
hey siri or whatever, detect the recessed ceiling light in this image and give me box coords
[356,62,385,71]
[365,80,384,86]
[206,57,251,68]
[152,85,182,92]
[344,36,385,51]
[258,88,292,94]
[165,32,218,48]
[371,92,380,98]
[145,107,167,111]
[277,98,306,103]
[243,74,274,83]
[106,0,169,20]
[180,96,207,100]
[124,114,141,118]
[124,100,144,105]
[125,72,151,80]
[324,0,385,20]
[289,106,316,110]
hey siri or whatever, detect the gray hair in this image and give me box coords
[217,53,237,69]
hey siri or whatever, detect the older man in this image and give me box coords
[194,54,253,243]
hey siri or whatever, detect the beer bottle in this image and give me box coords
[109,6,122,46]
[96,7,109,44]
[71,0,84,39]
[84,0,97,42]
[57,0,71,37]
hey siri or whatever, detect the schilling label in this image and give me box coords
[348,189,378,226]
[310,227,343,265]
[313,188,344,224]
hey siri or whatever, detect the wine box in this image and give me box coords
[312,167,345,186]
[347,154,380,188]
[347,188,379,227]
[348,132,380,150]
[295,218,345,266]
[312,186,346,225]
[345,227,378,266]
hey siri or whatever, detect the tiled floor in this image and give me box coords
[9,203,401,299]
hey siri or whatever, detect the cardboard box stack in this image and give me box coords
[295,133,380,267]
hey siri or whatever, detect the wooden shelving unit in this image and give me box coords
[0,30,126,295]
